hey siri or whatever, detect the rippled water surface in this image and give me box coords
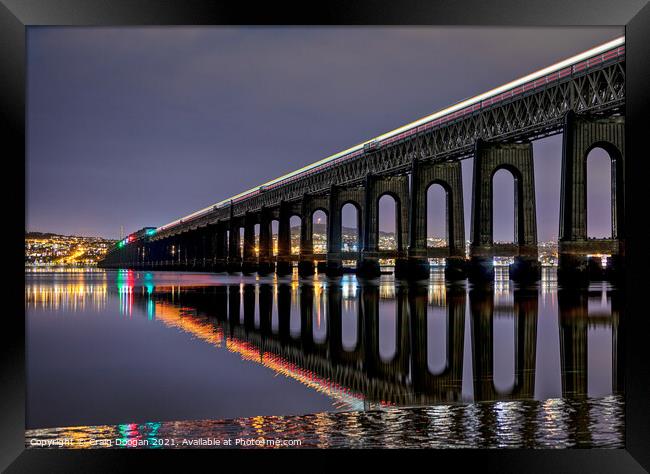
[25,268,624,448]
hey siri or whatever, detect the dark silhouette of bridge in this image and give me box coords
[101,38,625,282]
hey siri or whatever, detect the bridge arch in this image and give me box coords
[490,166,519,244]
[311,208,328,218]
[238,227,245,259]
[253,223,260,257]
[311,209,328,254]
[340,201,361,253]
[270,219,279,256]
[471,141,537,247]
[341,199,363,210]
[425,179,453,248]
[377,193,401,251]
[296,196,330,275]
[583,142,623,239]
[324,188,365,276]
[288,215,302,256]
[376,190,402,205]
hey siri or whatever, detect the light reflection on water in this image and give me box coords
[26,396,623,449]
[25,267,624,448]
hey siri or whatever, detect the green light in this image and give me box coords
[146,229,156,236]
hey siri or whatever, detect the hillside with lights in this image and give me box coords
[25,232,117,266]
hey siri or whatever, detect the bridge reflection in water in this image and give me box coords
[25,268,624,448]
[138,275,623,406]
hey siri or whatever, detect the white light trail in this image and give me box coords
[157,36,624,233]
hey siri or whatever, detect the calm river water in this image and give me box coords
[25,267,624,448]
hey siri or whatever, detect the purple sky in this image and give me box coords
[27,27,622,241]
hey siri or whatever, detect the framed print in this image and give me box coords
[3,0,649,471]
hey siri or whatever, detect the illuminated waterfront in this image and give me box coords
[25,232,116,266]
[25,268,623,448]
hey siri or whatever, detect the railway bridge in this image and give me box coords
[100,37,625,281]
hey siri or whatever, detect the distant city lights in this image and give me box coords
[25,232,116,266]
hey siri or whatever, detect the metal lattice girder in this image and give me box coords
[152,57,624,239]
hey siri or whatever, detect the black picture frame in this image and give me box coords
[3,0,649,471]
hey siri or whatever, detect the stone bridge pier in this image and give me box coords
[256,208,274,275]
[470,140,540,282]
[275,200,295,276]
[358,174,410,278]
[407,159,466,280]
[226,213,243,273]
[325,185,365,277]
[213,222,228,272]
[241,213,257,275]
[297,194,329,276]
[558,112,625,282]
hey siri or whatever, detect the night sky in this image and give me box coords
[27,27,622,241]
